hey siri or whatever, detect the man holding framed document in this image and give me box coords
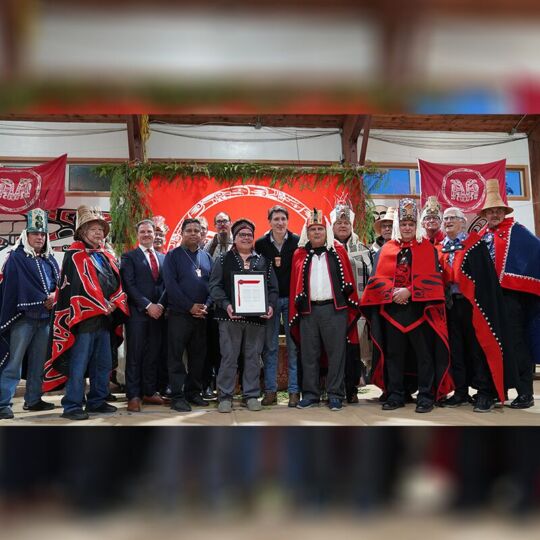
[209,218,279,413]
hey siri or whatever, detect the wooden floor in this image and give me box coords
[3,381,539,426]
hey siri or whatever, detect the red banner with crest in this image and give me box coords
[418,159,507,212]
[0,154,67,214]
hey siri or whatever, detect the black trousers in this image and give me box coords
[383,319,434,405]
[447,297,495,399]
[503,289,534,395]
[345,343,362,397]
[157,317,169,393]
[168,312,207,400]
[202,310,221,390]
[125,317,163,400]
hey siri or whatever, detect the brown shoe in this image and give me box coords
[288,392,300,408]
[347,394,359,404]
[261,391,277,406]
[143,393,167,405]
[127,398,141,412]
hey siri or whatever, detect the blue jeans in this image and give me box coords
[0,316,50,412]
[263,297,299,393]
[61,329,112,413]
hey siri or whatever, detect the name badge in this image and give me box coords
[274,256,281,268]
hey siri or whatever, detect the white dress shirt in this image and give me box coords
[309,252,333,301]
[139,244,160,268]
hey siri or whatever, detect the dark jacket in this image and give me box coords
[120,247,167,320]
[254,230,299,298]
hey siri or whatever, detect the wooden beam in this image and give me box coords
[0,0,23,78]
[126,115,144,162]
[341,115,366,165]
[359,115,371,165]
[527,122,540,235]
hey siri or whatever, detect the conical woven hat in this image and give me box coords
[374,206,396,235]
[75,205,110,236]
[481,179,513,215]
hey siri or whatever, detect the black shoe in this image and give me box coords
[378,392,388,403]
[296,398,320,409]
[202,387,216,400]
[171,398,192,412]
[415,401,434,413]
[441,395,469,408]
[0,409,14,420]
[61,409,89,421]
[105,393,118,402]
[509,394,534,409]
[23,400,55,411]
[188,394,209,407]
[382,400,404,411]
[473,396,494,413]
[86,402,117,414]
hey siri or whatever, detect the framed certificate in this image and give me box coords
[232,271,268,316]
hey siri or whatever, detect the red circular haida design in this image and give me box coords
[0,168,42,213]
[440,168,487,211]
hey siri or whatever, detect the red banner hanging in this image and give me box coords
[419,159,507,212]
[0,154,67,213]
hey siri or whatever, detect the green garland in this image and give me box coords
[96,161,384,254]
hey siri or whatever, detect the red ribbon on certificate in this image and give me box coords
[237,279,260,306]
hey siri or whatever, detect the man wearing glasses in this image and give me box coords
[205,212,233,261]
[421,196,444,245]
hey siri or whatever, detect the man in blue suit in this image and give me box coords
[120,219,167,412]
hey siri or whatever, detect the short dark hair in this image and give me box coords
[214,212,231,224]
[268,205,288,220]
[181,218,201,232]
[135,219,155,232]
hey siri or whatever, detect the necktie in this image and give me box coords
[147,249,159,281]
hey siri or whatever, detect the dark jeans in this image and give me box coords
[168,312,207,400]
[503,289,534,395]
[202,311,221,390]
[447,297,495,398]
[383,319,434,405]
[125,316,163,399]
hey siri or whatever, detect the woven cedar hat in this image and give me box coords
[26,208,48,233]
[480,179,513,215]
[75,205,110,236]
[374,206,396,235]
[420,196,442,221]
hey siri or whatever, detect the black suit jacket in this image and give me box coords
[120,247,167,320]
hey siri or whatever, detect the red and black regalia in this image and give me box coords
[361,238,453,406]
[438,231,508,406]
[42,241,129,391]
[479,216,540,405]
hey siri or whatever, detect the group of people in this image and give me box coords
[0,177,538,420]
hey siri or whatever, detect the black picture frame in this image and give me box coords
[232,271,268,317]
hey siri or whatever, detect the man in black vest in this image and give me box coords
[255,205,300,407]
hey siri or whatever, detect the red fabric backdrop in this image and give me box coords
[148,175,357,250]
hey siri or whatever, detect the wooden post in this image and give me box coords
[341,115,365,165]
[359,115,371,165]
[126,115,145,162]
[527,126,540,235]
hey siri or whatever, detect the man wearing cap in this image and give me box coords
[478,179,540,409]
[421,196,445,245]
[163,218,213,412]
[43,205,129,421]
[120,219,168,413]
[152,215,169,255]
[255,205,300,408]
[438,207,507,412]
[209,218,278,413]
[289,209,360,412]
[361,199,453,413]
[0,209,60,419]
[371,207,395,252]
[331,201,373,403]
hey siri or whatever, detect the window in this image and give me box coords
[505,169,523,197]
[68,165,111,192]
[365,168,415,195]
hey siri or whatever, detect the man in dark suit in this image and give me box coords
[120,219,167,412]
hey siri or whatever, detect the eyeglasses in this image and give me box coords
[237,233,253,239]
[424,217,440,222]
[443,216,459,222]
[215,219,230,225]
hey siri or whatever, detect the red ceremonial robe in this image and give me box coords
[43,241,130,391]
[289,242,360,347]
[361,238,453,400]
